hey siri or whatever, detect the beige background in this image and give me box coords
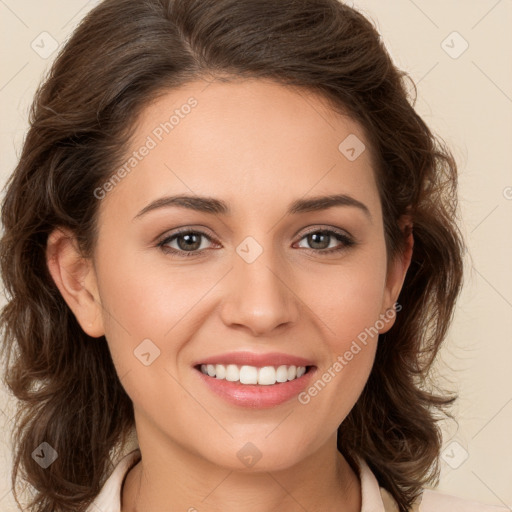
[0,0,511,510]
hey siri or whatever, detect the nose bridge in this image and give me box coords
[220,233,299,335]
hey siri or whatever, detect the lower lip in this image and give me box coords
[194,366,317,408]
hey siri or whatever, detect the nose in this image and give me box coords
[219,246,300,337]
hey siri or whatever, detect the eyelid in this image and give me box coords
[155,225,216,244]
[297,224,354,239]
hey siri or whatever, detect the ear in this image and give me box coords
[378,214,414,334]
[46,227,105,338]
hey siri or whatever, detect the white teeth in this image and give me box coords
[240,365,258,384]
[258,366,276,385]
[276,365,289,382]
[199,363,308,385]
[225,364,239,382]
[215,364,226,379]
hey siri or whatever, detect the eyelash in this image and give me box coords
[156,227,356,258]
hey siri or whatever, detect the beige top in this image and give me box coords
[86,448,508,512]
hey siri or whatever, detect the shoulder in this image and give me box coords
[356,455,508,512]
[415,488,510,512]
[379,487,509,512]
[86,448,141,512]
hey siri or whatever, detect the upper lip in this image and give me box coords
[194,351,316,368]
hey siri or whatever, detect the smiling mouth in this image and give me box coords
[194,363,315,386]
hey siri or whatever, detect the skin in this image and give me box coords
[46,78,413,512]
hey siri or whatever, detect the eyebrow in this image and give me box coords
[133,193,372,221]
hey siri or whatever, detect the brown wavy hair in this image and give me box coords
[0,0,465,511]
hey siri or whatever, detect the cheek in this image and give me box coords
[93,245,230,390]
[296,251,388,410]
[96,248,206,336]
[305,253,388,345]
[93,251,205,415]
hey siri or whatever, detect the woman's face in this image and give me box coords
[58,78,410,471]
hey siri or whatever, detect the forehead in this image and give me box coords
[98,78,380,220]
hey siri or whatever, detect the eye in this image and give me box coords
[157,227,356,258]
[295,228,355,255]
[157,229,217,257]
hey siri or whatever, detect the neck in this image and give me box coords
[121,430,361,512]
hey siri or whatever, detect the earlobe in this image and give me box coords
[46,228,105,338]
